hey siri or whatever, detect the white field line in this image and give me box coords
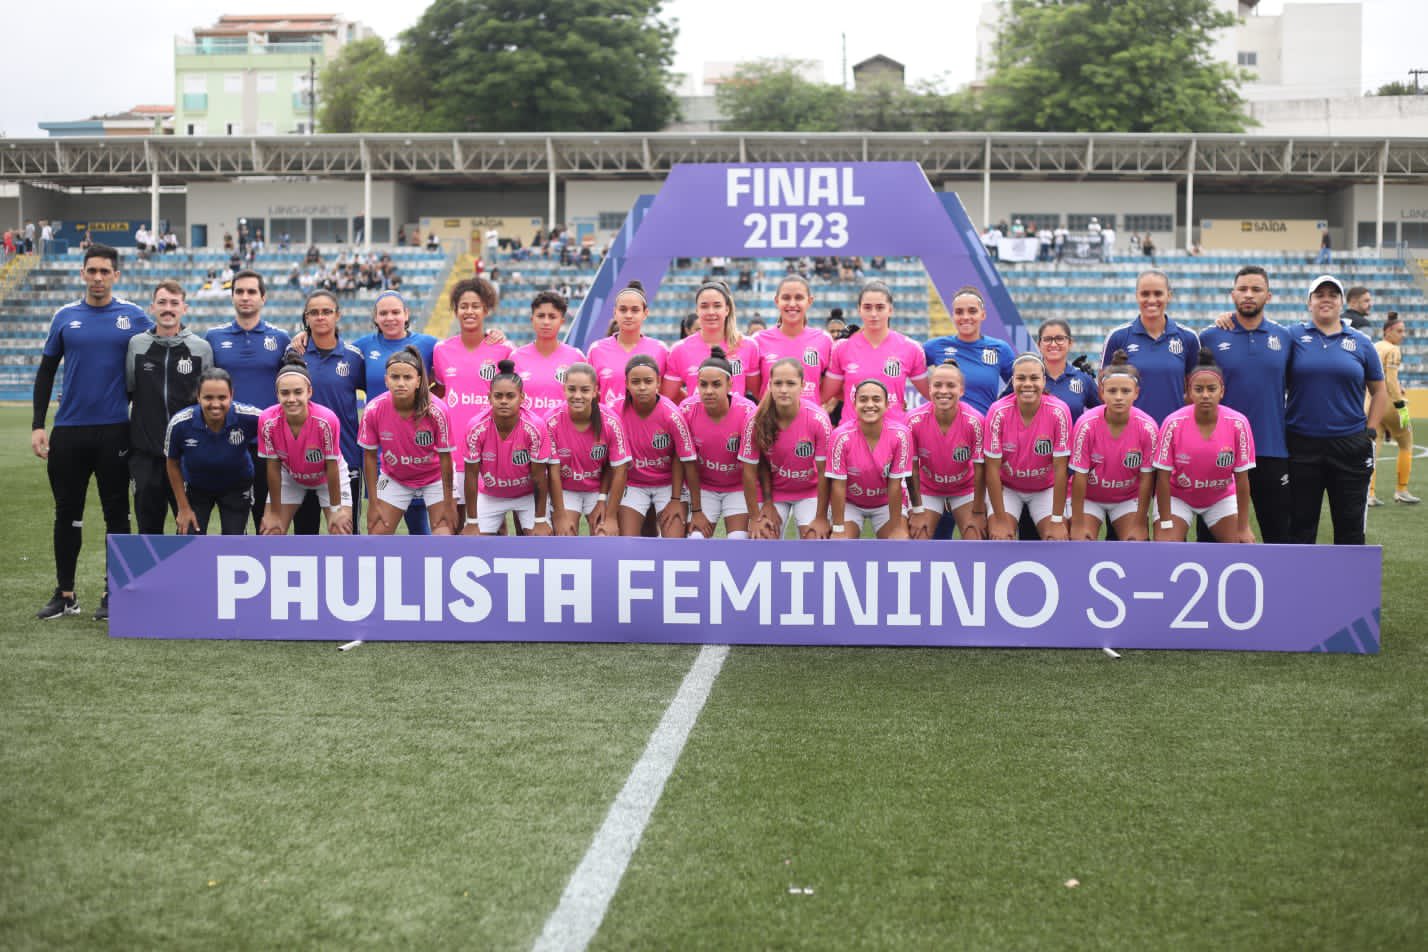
[532,644,730,952]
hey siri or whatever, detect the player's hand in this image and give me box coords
[961,521,984,541]
[1236,526,1256,544]
[462,522,481,536]
[484,328,507,346]
[328,509,354,535]
[531,520,553,537]
[657,502,684,536]
[175,508,200,535]
[290,331,309,350]
[30,428,48,459]
[589,500,607,529]
[1042,521,1070,541]
[1212,311,1236,330]
[806,515,832,540]
[260,514,285,536]
[690,511,715,538]
[593,514,615,536]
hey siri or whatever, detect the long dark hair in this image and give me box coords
[563,361,602,441]
[624,353,661,407]
[752,356,804,453]
[385,344,432,419]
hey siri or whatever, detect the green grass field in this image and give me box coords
[2,406,1423,950]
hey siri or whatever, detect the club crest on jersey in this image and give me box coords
[882,463,892,478]
[554,365,568,383]
[1034,438,1053,456]
[883,358,903,377]
[479,362,497,381]
[1123,451,1143,468]
[725,435,739,452]
[1216,450,1234,467]
[305,449,324,464]
[651,432,671,450]
[982,348,999,365]
[803,348,820,367]
[228,428,245,445]
[115,316,131,330]
[953,446,972,463]
[1168,338,1184,355]
[1340,338,1357,352]
[590,443,607,461]
[729,358,745,376]
[795,440,815,458]
[512,449,531,466]
[1267,336,1282,351]
[414,430,435,447]
[336,361,350,377]
[1069,378,1084,394]
[176,357,193,375]
[264,336,278,351]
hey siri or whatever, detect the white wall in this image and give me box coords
[186,180,400,247]
[945,179,1177,237]
[564,179,663,241]
[1248,95,1428,136]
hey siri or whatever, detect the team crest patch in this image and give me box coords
[591,443,607,461]
[336,361,350,376]
[1216,450,1234,467]
[725,436,739,452]
[729,358,745,376]
[512,449,531,466]
[982,348,998,365]
[176,358,193,375]
[1034,438,1053,456]
[305,449,324,464]
[794,440,815,458]
[115,316,131,330]
[479,362,497,381]
[228,429,245,445]
[1069,378,1084,394]
[651,432,671,450]
[953,446,972,463]
[1123,451,1143,468]
[883,358,903,376]
[555,366,568,383]
[1168,338,1184,355]
[264,336,278,351]
[1267,336,1282,351]
[882,463,892,478]
[414,430,435,447]
[1341,338,1357,352]
[803,348,819,367]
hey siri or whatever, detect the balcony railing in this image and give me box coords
[176,40,322,56]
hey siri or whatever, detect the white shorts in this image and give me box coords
[1157,495,1238,527]
[562,490,601,517]
[1080,497,1142,525]
[279,459,353,507]
[622,484,673,515]
[684,487,748,522]
[374,473,448,511]
[997,486,1061,524]
[475,493,536,533]
[774,497,824,533]
[843,502,893,532]
[921,491,976,515]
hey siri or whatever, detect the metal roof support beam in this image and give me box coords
[1185,139,1197,253]
[1377,139,1389,253]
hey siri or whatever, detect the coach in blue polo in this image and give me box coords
[1099,269,1199,424]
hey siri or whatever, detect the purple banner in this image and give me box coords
[107,536,1381,653]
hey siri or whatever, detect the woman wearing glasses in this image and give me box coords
[1034,319,1099,423]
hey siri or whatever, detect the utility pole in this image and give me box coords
[841,33,847,89]
[309,56,317,132]
[1410,68,1427,94]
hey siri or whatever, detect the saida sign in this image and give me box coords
[1201,219,1327,251]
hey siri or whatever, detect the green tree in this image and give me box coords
[716,59,846,132]
[318,37,396,132]
[1371,80,1420,96]
[984,0,1252,133]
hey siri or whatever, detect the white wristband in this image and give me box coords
[1048,514,1064,524]
[465,518,480,527]
[831,525,846,533]
[1159,519,1174,529]
[596,493,608,502]
[909,505,926,514]
[328,506,342,515]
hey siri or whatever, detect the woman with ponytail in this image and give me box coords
[587,280,668,406]
[754,274,833,402]
[904,358,987,540]
[984,353,1073,541]
[256,353,353,535]
[358,346,457,534]
[744,357,833,539]
[679,346,760,539]
[1068,350,1158,541]
[545,362,630,535]
[461,359,553,536]
[663,280,761,402]
[826,378,913,539]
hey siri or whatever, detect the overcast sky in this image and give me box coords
[4,0,1421,136]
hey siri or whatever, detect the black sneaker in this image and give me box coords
[37,589,80,620]
[93,592,110,621]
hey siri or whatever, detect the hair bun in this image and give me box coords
[497,359,516,374]
[830,307,844,319]
[1110,348,1131,366]
[1196,350,1218,369]
[627,279,645,293]
[709,345,727,360]
[280,352,308,369]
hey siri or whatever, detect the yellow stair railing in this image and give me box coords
[927,279,953,337]
[422,252,475,338]
[0,253,41,303]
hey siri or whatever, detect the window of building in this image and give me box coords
[1124,214,1174,233]
[1067,214,1115,231]
[598,212,626,231]
[269,218,307,245]
[183,74,205,94]
[257,73,277,93]
[224,73,243,94]
[257,121,276,136]
[1009,213,1061,229]
[312,218,348,244]
[185,122,206,136]
[1237,51,1258,67]
[1401,222,1428,249]
[1358,221,1400,247]
[225,122,240,136]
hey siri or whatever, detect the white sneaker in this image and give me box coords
[1394,491,1421,504]
[1367,495,1384,507]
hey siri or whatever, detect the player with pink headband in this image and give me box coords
[754,274,833,401]
[358,346,457,535]
[827,378,913,539]
[257,353,353,535]
[512,290,585,419]
[663,280,761,402]
[744,357,833,539]
[821,280,929,423]
[620,353,696,537]
[462,360,553,536]
[587,280,668,406]
[432,277,513,493]
[1069,350,1159,541]
[680,346,759,539]
[1152,351,1256,542]
[984,353,1073,541]
[545,361,630,535]
[905,358,986,541]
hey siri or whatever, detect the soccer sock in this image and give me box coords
[726,530,749,540]
[1398,449,1412,493]
[688,530,706,540]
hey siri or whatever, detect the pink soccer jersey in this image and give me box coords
[619,395,696,488]
[512,341,587,419]
[587,336,668,406]
[1153,405,1256,509]
[1070,405,1159,504]
[680,395,758,492]
[824,331,928,422]
[432,336,514,471]
[826,420,913,508]
[357,392,454,488]
[665,336,761,398]
[983,394,1073,492]
[463,408,552,499]
[738,401,832,501]
[905,401,984,498]
[546,404,632,493]
[258,402,340,488]
[754,325,833,398]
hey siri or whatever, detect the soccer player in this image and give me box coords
[1369,312,1418,506]
[207,269,290,532]
[1069,352,1158,542]
[921,286,1014,414]
[664,280,760,402]
[905,359,986,541]
[126,280,212,534]
[1285,275,1387,545]
[753,274,833,402]
[1152,352,1255,543]
[257,355,353,535]
[165,368,261,536]
[744,358,833,540]
[545,363,630,535]
[359,347,457,535]
[680,348,759,539]
[827,379,912,539]
[512,290,585,418]
[587,281,668,406]
[32,244,154,619]
[1100,270,1200,424]
[984,354,1073,541]
[1033,319,1099,422]
[432,278,513,508]
[619,354,695,538]
[290,290,365,534]
[461,360,553,536]
[821,280,930,423]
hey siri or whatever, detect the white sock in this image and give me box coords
[688,530,706,540]
[726,530,749,540]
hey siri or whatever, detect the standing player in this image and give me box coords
[587,281,667,406]
[680,348,759,540]
[1069,352,1158,541]
[984,355,1073,541]
[664,281,760,402]
[1151,353,1255,543]
[821,280,930,423]
[826,379,912,539]
[619,354,696,538]
[744,358,833,540]
[753,275,833,402]
[545,362,630,535]
[165,368,262,536]
[207,269,290,531]
[257,355,353,535]
[462,360,553,536]
[905,359,986,541]
[512,290,585,418]
[922,286,1014,414]
[291,290,365,534]
[32,244,154,620]
[1368,312,1418,505]
[1100,270,1199,424]
[358,347,457,535]
[126,280,212,534]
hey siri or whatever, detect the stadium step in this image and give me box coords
[422,252,474,339]
[928,279,953,336]
[0,254,41,308]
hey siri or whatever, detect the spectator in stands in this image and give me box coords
[305,244,321,264]
[3,228,15,257]
[24,221,36,253]
[1141,233,1156,265]
[279,231,291,251]
[870,256,887,271]
[981,225,999,262]
[287,265,301,289]
[1087,217,1101,236]
[1038,227,1054,262]
[396,225,407,247]
[1317,228,1332,265]
[1053,224,1068,262]
[1099,270,1198,424]
[426,233,441,252]
[1369,312,1419,506]
[1344,286,1372,330]
[1101,222,1116,264]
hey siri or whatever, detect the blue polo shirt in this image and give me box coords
[352,331,438,397]
[42,297,153,427]
[164,402,262,490]
[207,320,292,410]
[1199,317,1294,458]
[922,335,1015,415]
[304,337,366,468]
[1100,317,1199,424]
[1044,365,1100,422]
[1286,322,1383,438]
